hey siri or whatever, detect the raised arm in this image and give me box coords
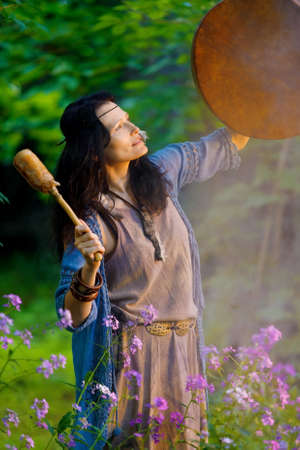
[150,127,249,195]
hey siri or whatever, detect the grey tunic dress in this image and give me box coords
[104,194,208,449]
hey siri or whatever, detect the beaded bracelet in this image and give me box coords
[70,268,103,303]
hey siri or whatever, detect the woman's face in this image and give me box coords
[95,101,148,164]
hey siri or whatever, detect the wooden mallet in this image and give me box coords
[13,149,102,261]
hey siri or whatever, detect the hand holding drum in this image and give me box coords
[13,149,104,263]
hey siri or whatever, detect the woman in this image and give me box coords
[54,91,249,449]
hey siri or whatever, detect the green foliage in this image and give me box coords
[0,0,218,167]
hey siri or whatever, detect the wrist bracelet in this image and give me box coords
[70,268,103,303]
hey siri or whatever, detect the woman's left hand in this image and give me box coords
[226,127,250,151]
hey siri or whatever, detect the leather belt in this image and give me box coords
[143,318,196,336]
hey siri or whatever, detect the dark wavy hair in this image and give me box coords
[52,91,170,260]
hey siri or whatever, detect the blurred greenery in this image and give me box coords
[1,0,300,447]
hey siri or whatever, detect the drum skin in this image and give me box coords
[192,0,300,139]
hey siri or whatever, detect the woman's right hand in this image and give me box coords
[74,219,105,267]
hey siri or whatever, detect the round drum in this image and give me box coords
[192,0,300,139]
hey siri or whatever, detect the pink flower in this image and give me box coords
[261,409,274,426]
[249,372,260,383]
[153,397,168,410]
[20,434,35,448]
[140,305,158,326]
[122,351,131,368]
[56,308,73,329]
[170,411,184,428]
[223,346,236,353]
[256,430,263,436]
[130,335,143,354]
[185,374,208,392]
[263,440,280,450]
[251,325,282,351]
[208,355,221,370]
[3,294,22,311]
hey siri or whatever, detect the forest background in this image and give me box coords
[0,0,300,444]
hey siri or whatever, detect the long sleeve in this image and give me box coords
[55,244,98,333]
[55,215,100,334]
[150,128,241,195]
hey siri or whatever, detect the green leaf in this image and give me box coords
[57,411,73,434]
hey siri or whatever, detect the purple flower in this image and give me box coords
[20,434,35,448]
[151,429,164,443]
[251,325,282,351]
[185,374,208,392]
[50,353,67,369]
[36,359,54,378]
[122,351,131,368]
[103,314,119,330]
[208,355,221,370]
[31,398,49,420]
[124,370,142,387]
[170,411,184,428]
[5,445,18,449]
[67,434,76,447]
[0,313,13,334]
[271,363,297,380]
[129,335,143,355]
[202,345,219,357]
[72,403,82,412]
[130,413,143,426]
[58,433,66,443]
[2,409,19,436]
[223,346,236,353]
[261,409,274,426]
[3,294,22,311]
[14,329,33,348]
[263,441,280,450]
[149,412,165,425]
[134,432,144,438]
[0,335,13,350]
[140,304,158,326]
[153,397,168,411]
[56,308,73,329]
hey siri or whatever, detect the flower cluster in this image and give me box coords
[3,294,22,311]
[36,353,66,378]
[2,408,19,436]
[103,314,119,330]
[31,398,49,429]
[129,335,143,354]
[140,304,158,326]
[14,328,33,348]
[56,308,73,329]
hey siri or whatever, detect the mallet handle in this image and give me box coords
[50,186,102,262]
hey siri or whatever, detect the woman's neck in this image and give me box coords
[105,161,130,195]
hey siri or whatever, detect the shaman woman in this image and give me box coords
[54,91,249,449]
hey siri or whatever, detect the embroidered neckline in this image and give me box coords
[107,190,165,262]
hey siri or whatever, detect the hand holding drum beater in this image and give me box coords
[14,149,105,265]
